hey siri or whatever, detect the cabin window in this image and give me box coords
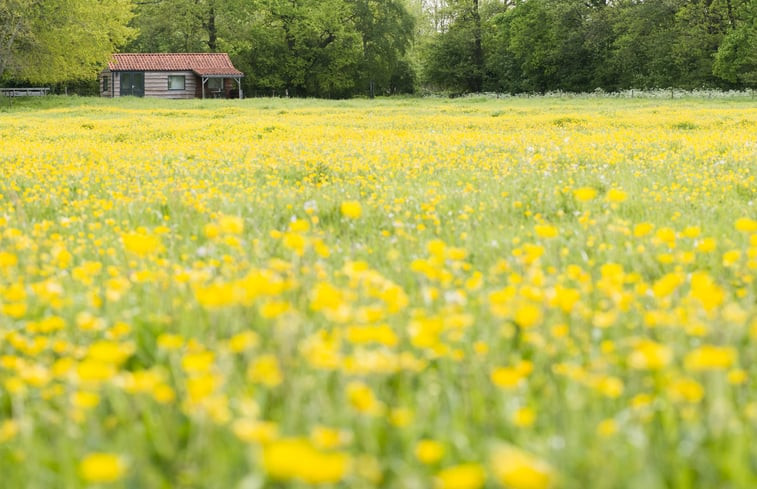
[168,75,186,90]
[102,76,109,92]
[207,78,223,90]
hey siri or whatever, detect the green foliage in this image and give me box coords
[3,0,756,94]
[426,0,754,94]
[423,0,485,93]
[249,0,358,96]
[610,0,681,89]
[0,0,135,84]
[351,0,416,95]
[125,0,217,52]
[714,2,757,87]
[124,0,415,98]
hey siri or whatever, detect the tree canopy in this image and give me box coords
[0,0,134,83]
[1,0,756,95]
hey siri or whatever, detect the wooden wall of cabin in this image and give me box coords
[100,72,239,98]
[106,71,194,98]
[144,71,196,99]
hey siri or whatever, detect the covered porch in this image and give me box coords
[200,75,243,99]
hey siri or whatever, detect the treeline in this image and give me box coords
[428,0,757,94]
[1,0,756,96]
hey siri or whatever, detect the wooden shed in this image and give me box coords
[100,53,244,99]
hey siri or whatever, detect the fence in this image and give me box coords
[1,87,51,97]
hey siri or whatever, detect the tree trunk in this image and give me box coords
[0,15,26,80]
[207,6,217,52]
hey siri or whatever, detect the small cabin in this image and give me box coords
[100,53,244,99]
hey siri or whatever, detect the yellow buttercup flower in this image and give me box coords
[734,217,757,233]
[121,232,162,256]
[79,453,126,483]
[597,419,618,437]
[490,444,556,489]
[346,381,383,415]
[262,438,350,484]
[573,187,597,202]
[512,407,536,427]
[633,222,654,237]
[340,200,362,219]
[0,420,19,443]
[247,354,283,387]
[628,339,673,370]
[669,378,705,403]
[415,439,445,464]
[534,224,558,239]
[606,188,628,203]
[232,419,278,444]
[683,345,736,371]
[435,463,486,489]
[310,425,350,449]
[218,215,244,235]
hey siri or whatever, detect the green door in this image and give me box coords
[120,72,144,97]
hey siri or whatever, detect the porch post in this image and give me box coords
[202,76,207,99]
[236,78,242,99]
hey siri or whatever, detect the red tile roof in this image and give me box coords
[108,53,243,76]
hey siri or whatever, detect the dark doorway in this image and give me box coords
[120,72,144,97]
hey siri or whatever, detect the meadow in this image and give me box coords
[1,95,756,488]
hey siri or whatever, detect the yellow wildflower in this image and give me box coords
[573,187,597,202]
[340,200,362,219]
[415,439,445,464]
[232,419,278,444]
[79,453,126,483]
[0,420,19,443]
[597,419,618,437]
[490,444,556,489]
[606,188,627,203]
[435,463,486,489]
[735,217,757,233]
[346,381,383,415]
[628,339,673,370]
[683,345,736,371]
[247,354,283,387]
[262,438,350,484]
[121,232,162,256]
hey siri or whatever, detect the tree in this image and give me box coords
[714,1,757,87]
[126,0,417,97]
[126,0,250,53]
[505,0,596,93]
[582,1,619,90]
[609,0,681,89]
[241,0,362,97]
[234,0,416,97]
[350,0,415,96]
[0,0,32,80]
[423,0,486,93]
[0,0,134,83]
[670,0,732,89]
[483,2,521,93]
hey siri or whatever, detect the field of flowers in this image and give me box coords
[1,95,756,488]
